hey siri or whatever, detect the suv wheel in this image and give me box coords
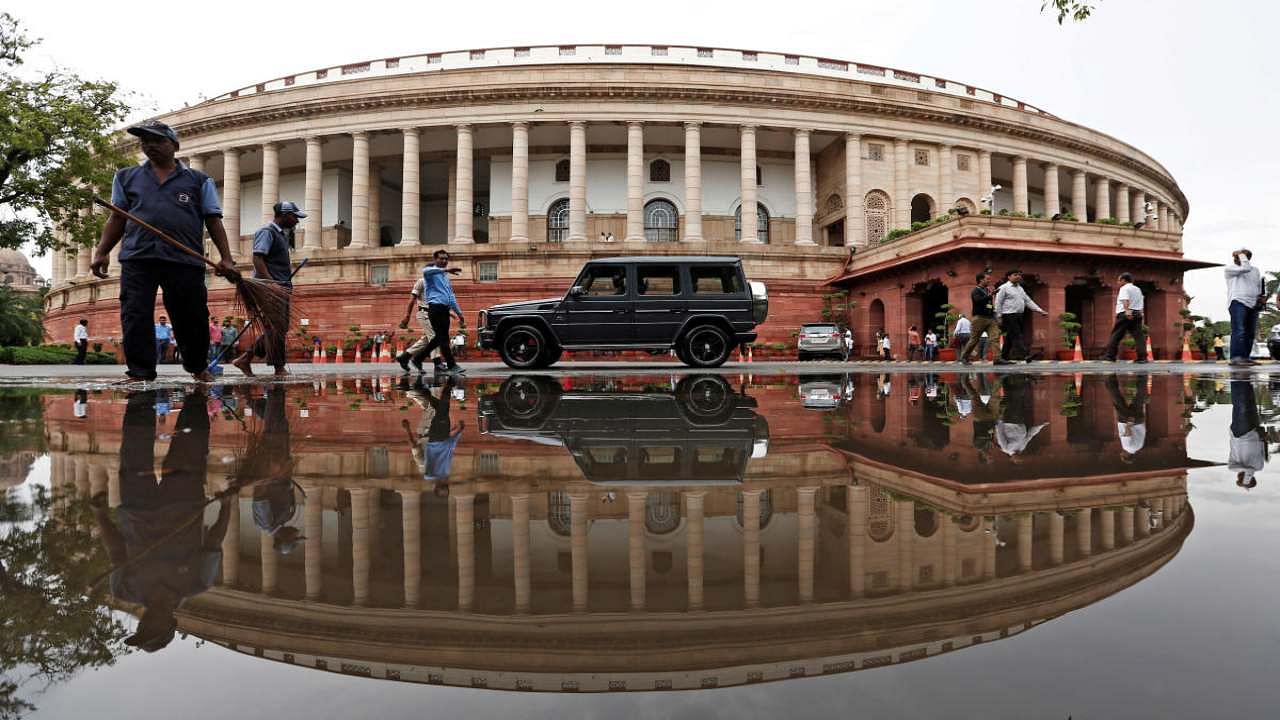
[499,324,550,369]
[681,324,732,368]
[676,375,734,425]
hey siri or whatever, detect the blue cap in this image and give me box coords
[273,201,307,218]
[127,120,180,148]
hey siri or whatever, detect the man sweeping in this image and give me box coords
[232,201,304,377]
[90,120,240,383]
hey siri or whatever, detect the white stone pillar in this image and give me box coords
[1012,156,1028,215]
[685,491,705,610]
[1016,514,1033,572]
[845,134,864,247]
[683,122,703,242]
[511,493,531,613]
[187,154,205,173]
[455,492,475,610]
[1043,162,1060,217]
[1115,183,1131,224]
[400,128,420,245]
[350,488,371,605]
[627,491,647,609]
[1131,191,1145,228]
[797,486,818,603]
[349,132,370,249]
[510,122,530,243]
[74,236,89,280]
[1137,505,1151,537]
[1121,506,1136,544]
[1071,169,1088,222]
[221,484,240,587]
[400,490,421,607]
[893,138,909,228]
[794,129,815,245]
[261,529,278,594]
[739,125,758,243]
[567,121,587,242]
[367,163,382,245]
[1076,508,1093,557]
[304,483,322,600]
[978,150,993,213]
[939,144,953,211]
[454,125,474,244]
[569,491,589,612]
[1100,508,1116,551]
[847,485,867,597]
[1049,512,1065,565]
[741,489,762,607]
[260,141,279,225]
[303,137,323,249]
[1095,177,1111,220]
[625,122,645,243]
[1158,203,1169,232]
[446,159,457,241]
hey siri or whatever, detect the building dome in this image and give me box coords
[0,248,41,292]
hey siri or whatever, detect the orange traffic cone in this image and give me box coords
[1072,336,1083,362]
[1073,372,1083,395]
[317,347,327,364]
[1180,336,1193,362]
[312,346,320,364]
[336,347,344,364]
[381,345,392,363]
[1145,336,1154,361]
[395,340,405,357]
[747,345,754,363]
[354,346,362,364]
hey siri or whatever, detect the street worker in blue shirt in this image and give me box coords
[232,201,303,377]
[409,249,466,375]
[91,120,241,383]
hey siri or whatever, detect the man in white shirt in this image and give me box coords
[1106,374,1147,462]
[1104,273,1148,363]
[993,270,1048,365]
[73,319,89,365]
[1224,248,1266,366]
[1229,379,1267,489]
[953,314,971,357]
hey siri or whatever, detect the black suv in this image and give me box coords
[477,256,768,369]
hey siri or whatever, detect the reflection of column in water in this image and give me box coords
[741,490,762,608]
[627,492,647,611]
[942,514,957,585]
[221,481,240,587]
[569,492,589,612]
[106,458,121,508]
[400,490,421,607]
[261,530,277,594]
[511,494,531,613]
[350,488,371,606]
[983,516,997,580]
[847,486,867,598]
[74,456,90,505]
[455,493,475,611]
[1121,506,1135,544]
[1048,511,1065,565]
[1076,508,1093,557]
[685,492,706,610]
[1137,504,1151,537]
[1100,508,1116,551]
[304,483,323,601]
[896,499,914,591]
[797,487,818,604]
[1017,514,1033,572]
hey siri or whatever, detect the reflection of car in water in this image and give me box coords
[479,375,768,484]
[796,323,848,361]
[799,374,852,410]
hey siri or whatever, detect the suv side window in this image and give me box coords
[637,265,680,295]
[690,265,745,294]
[578,264,629,296]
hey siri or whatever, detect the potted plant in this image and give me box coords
[1057,312,1082,361]
[933,303,959,361]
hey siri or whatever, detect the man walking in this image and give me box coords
[1225,248,1266,366]
[1106,374,1148,462]
[398,273,443,373]
[232,201,303,377]
[90,120,240,383]
[960,272,1000,365]
[993,270,1048,365]
[73,318,89,365]
[952,314,971,356]
[1103,273,1148,363]
[410,249,466,375]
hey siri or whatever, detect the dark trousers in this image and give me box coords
[999,313,1027,361]
[74,340,88,365]
[120,261,209,379]
[1106,374,1148,422]
[119,391,209,509]
[415,304,456,368]
[1104,311,1146,360]
[250,297,290,368]
[1229,300,1259,361]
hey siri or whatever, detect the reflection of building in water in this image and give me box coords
[39,375,1194,692]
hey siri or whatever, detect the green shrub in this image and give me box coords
[0,345,115,365]
[1011,211,1027,218]
[911,221,928,232]
[997,208,1011,216]
[1095,217,1119,225]
[884,228,911,242]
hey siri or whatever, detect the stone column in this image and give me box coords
[939,144,953,211]
[978,150,993,212]
[1121,506,1136,544]
[685,491,705,610]
[1095,177,1111,220]
[260,530,278,594]
[303,137,323,249]
[683,122,703,242]
[1016,514,1033,572]
[1100,508,1116,551]
[221,484,240,587]
[797,487,818,602]
[510,122,530,243]
[627,491,647,609]
[893,138,909,229]
[511,493,531,613]
[187,154,205,173]
[1076,508,1093,557]
[304,483,322,600]
[569,491,589,611]
[367,163,381,244]
[1071,169,1088,222]
[400,128,420,245]
[350,488,371,605]
[1049,511,1065,565]
[446,159,457,240]
[1137,505,1151,538]
[741,490,762,607]
[794,129,815,245]
[1132,191,1146,228]
[845,134,864,247]
[896,499,914,591]
[1158,203,1169,232]
[454,492,475,610]
[74,235,90,279]
[739,125,758,243]
[260,141,279,224]
[625,122,645,243]
[848,486,867,597]
[1115,183,1131,224]
[454,125,474,244]
[567,121,587,242]
[1012,156,1028,215]
[1043,163,1060,217]
[349,132,370,249]
[400,490,421,607]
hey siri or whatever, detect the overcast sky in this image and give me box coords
[9,0,1277,318]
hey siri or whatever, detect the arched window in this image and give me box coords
[644,198,679,242]
[867,486,895,542]
[911,193,936,224]
[547,490,571,537]
[649,159,671,182]
[554,158,570,182]
[826,194,844,214]
[734,203,770,244]
[954,197,977,215]
[864,190,891,244]
[546,198,570,243]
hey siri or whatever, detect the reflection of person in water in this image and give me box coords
[74,389,88,419]
[241,388,303,553]
[1106,374,1149,462]
[403,376,464,497]
[90,390,229,653]
[995,374,1048,463]
[1229,379,1268,489]
[960,373,1002,464]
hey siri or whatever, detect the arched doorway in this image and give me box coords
[869,298,886,353]
[918,281,949,340]
[825,218,845,247]
[911,193,935,224]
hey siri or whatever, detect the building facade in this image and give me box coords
[43,44,1203,357]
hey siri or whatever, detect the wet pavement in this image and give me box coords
[2,370,1278,718]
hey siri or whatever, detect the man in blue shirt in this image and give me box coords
[90,120,240,383]
[410,249,467,374]
[232,201,303,377]
[154,315,173,364]
[403,375,464,498]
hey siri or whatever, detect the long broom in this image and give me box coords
[208,257,308,372]
[91,196,295,343]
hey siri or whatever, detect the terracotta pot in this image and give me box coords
[936,348,957,361]
[1120,348,1136,359]
[1056,350,1076,361]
